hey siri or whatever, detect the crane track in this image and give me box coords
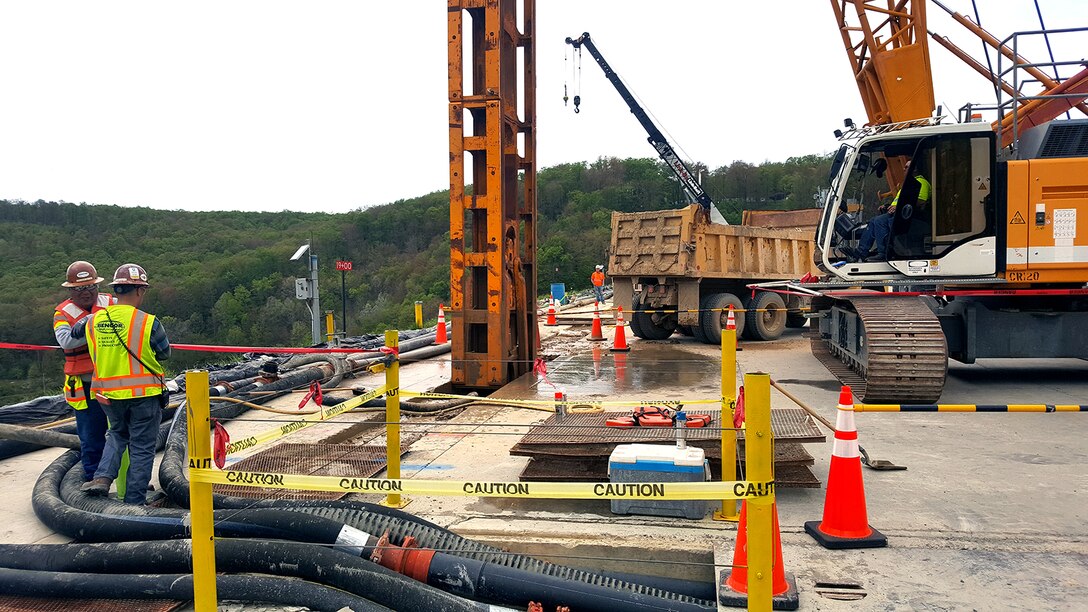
[809,296,947,403]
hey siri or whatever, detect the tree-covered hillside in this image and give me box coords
[0,153,829,402]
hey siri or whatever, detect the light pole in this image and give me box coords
[290,242,322,346]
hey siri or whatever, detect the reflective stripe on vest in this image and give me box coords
[55,294,113,376]
[87,305,164,400]
[64,375,88,410]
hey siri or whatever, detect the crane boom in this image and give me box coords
[565,32,713,215]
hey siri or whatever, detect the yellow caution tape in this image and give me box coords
[401,390,720,408]
[225,386,386,455]
[191,468,774,500]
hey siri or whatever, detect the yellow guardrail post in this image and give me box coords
[745,372,773,611]
[325,310,335,343]
[185,370,217,611]
[714,316,739,521]
[414,300,424,328]
[383,330,405,507]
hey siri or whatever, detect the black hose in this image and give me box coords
[0,422,80,448]
[0,567,391,612]
[428,552,714,612]
[0,540,485,611]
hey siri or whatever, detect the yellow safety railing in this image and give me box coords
[185,329,775,611]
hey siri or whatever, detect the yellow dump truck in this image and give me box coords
[607,204,818,342]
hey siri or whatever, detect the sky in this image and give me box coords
[0,1,1083,213]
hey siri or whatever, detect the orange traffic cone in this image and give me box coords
[589,302,606,341]
[545,299,557,326]
[610,307,630,352]
[804,385,887,549]
[719,501,799,609]
[726,305,743,352]
[435,304,448,344]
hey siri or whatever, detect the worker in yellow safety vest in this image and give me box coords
[53,261,118,483]
[77,264,170,504]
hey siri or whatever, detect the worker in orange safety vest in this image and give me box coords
[591,264,606,305]
[53,261,117,482]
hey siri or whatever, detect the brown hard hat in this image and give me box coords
[62,261,104,287]
[109,263,150,287]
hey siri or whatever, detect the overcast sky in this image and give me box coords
[1,1,1083,213]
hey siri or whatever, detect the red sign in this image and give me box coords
[335,260,353,271]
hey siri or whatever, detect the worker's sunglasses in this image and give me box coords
[68,285,99,294]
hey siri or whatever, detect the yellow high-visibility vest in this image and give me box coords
[87,305,164,401]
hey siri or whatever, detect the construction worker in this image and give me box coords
[77,264,170,504]
[849,158,931,261]
[53,261,115,482]
[591,264,606,305]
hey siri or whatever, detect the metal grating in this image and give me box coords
[0,597,181,612]
[215,436,421,500]
[515,409,823,447]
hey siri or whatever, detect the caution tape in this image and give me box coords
[855,403,1088,413]
[189,468,774,500]
[223,386,386,455]
[0,341,386,355]
[401,389,721,408]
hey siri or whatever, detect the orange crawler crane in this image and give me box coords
[784,1,1088,403]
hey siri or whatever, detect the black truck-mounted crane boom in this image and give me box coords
[565,32,714,216]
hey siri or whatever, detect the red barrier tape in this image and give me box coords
[0,342,59,351]
[0,341,383,355]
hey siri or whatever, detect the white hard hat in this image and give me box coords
[595,264,604,270]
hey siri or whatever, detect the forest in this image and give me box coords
[0,153,830,403]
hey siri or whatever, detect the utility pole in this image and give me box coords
[291,242,322,346]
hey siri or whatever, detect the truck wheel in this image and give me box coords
[628,303,647,339]
[633,304,676,340]
[786,312,808,328]
[677,325,694,337]
[700,293,745,345]
[744,292,787,340]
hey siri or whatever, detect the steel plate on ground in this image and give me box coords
[513,409,822,451]
[215,437,420,500]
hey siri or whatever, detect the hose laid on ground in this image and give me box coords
[0,540,483,612]
[0,423,80,449]
[0,568,391,612]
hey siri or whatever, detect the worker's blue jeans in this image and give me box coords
[857,213,893,258]
[96,396,161,504]
[593,285,605,304]
[72,384,107,481]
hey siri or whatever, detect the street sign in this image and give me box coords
[335,260,353,271]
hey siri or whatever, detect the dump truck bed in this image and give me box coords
[608,205,817,280]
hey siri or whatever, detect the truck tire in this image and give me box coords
[677,325,694,337]
[744,292,787,340]
[786,312,808,328]
[632,303,676,340]
[628,303,647,339]
[700,293,745,345]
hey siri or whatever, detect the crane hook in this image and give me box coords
[573,94,581,113]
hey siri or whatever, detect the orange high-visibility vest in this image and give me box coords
[591,270,605,287]
[53,293,113,376]
[87,305,164,401]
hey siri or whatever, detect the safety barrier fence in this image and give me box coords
[184,328,776,611]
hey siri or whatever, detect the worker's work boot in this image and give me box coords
[80,477,112,496]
